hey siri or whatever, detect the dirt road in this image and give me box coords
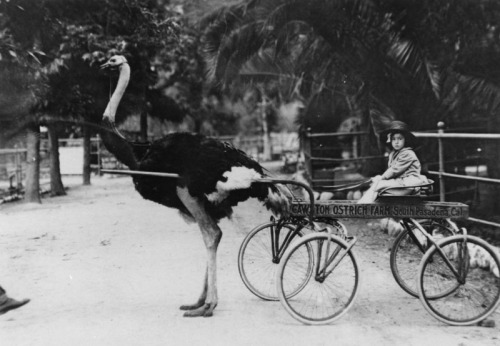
[0,176,498,345]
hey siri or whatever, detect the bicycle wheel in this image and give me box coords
[238,221,313,301]
[390,220,456,298]
[277,233,359,325]
[418,235,500,326]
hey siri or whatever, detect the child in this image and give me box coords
[358,121,428,203]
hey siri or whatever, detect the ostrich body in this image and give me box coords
[99,55,289,317]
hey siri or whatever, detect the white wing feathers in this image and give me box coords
[206,166,263,203]
[205,166,291,216]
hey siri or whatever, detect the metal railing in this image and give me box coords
[414,122,500,229]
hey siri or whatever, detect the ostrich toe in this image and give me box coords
[179,299,205,311]
[182,303,217,318]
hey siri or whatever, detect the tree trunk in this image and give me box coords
[262,115,272,161]
[48,126,66,196]
[24,123,41,203]
[260,96,272,161]
[140,110,148,141]
[82,126,92,185]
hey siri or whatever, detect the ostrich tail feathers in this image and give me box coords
[264,184,291,217]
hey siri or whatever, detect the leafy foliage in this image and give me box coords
[0,0,209,137]
[201,0,500,134]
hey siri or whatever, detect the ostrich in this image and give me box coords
[99,55,290,317]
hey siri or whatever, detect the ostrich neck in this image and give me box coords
[103,63,131,122]
[100,63,139,169]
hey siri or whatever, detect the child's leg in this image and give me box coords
[357,178,402,203]
[373,179,403,192]
[357,180,381,203]
[357,187,378,203]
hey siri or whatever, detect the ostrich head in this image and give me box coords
[100,55,129,70]
[101,55,131,123]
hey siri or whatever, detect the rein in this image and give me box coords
[319,179,372,192]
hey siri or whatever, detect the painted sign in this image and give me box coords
[290,201,469,219]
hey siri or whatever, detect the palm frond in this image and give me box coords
[387,35,441,98]
[369,95,396,136]
[201,3,252,80]
[217,22,268,85]
[449,72,500,113]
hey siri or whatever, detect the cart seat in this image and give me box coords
[377,179,434,200]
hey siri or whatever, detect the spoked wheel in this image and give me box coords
[238,221,313,301]
[418,235,500,326]
[390,219,456,298]
[277,233,359,325]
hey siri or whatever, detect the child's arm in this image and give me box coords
[381,150,417,180]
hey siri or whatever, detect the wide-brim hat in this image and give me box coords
[380,120,418,148]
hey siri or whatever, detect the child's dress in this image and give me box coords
[381,147,427,187]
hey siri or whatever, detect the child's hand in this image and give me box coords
[371,175,382,183]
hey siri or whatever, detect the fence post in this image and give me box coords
[437,121,445,202]
[15,148,23,190]
[96,135,102,176]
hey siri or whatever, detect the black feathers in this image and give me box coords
[99,129,286,222]
[132,133,270,221]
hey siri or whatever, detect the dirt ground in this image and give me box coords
[0,174,499,346]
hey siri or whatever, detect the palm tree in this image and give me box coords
[201,0,500,179]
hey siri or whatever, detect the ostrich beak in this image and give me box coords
[100,61,111,69]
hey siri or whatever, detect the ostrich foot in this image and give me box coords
[182,303,217,318]
[179,300,205,311]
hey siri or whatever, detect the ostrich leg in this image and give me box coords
[177,187,222,317]
[180,268,208,311]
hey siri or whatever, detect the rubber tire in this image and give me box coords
[277,233,359,325]
[238,221,313,301]
[390,220,455,298]
[418,235,500,326]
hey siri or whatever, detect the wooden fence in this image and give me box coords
[0,132,298,201]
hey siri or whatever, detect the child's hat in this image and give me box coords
[381,120,418,148]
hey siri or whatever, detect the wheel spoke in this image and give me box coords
[239,222,313,300]
[278,233,359,324]
[391,220,455,298]
[419,235,500,325]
